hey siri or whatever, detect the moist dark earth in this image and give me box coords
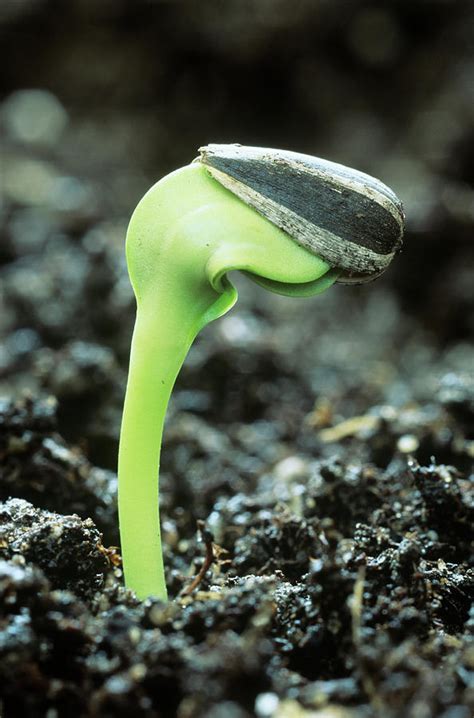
[0,2,473,717]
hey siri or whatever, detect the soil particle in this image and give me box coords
[233,513,320,580]
[0,498,110,599]
[0,396,118,542]
[409,460,474,553]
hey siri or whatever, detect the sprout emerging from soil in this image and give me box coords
[118,144,404,600]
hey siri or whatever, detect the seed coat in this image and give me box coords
[198,143,404,283]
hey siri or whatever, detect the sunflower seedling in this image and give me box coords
[118,143,404,600]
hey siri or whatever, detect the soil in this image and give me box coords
[0,2,473,717]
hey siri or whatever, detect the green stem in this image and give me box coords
[118,296,194,600]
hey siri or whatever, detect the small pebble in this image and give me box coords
[255,692,280,717]
[397,434,419,453]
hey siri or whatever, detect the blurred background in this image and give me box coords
[0,0,473,471]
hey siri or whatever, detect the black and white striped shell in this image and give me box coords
[197,143,404,284]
